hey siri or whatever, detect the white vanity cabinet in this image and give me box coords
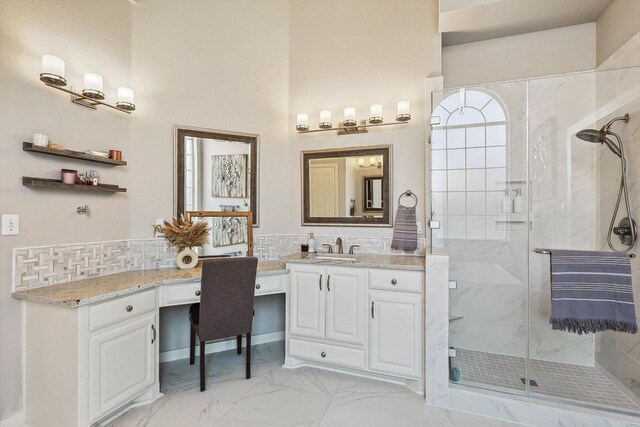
[286,262,424,388]
[160,273,288,306]
[288,264,366,367]
[23,289,159,427]
[368,269,423,379]
[88,297,157,420]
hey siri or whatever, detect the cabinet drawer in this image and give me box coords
[89,290,156,331]
[289,338,365,370]
[368,269,423,293]
[160,282,201,307]
[255,274,285,295]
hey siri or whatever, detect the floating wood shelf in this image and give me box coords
[22,177,127,193]
[23,142,127,166]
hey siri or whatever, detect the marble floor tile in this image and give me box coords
[111,341,527,427]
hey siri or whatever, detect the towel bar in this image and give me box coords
[533,248,635,258]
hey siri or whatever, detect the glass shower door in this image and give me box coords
[430,81,529,395]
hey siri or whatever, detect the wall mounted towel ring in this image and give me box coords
[398,190,418,208]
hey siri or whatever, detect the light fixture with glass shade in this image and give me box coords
[38,54,135,114]
[295,100,410,135]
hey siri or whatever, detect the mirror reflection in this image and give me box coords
[175,127,258,226]
[302,145,391,226]
[189,211,253,257]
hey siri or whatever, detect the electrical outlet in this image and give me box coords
[416,221,422,235]
[2,214,19,236]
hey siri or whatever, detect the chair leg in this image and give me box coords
[237,335,242,355]
[245,332,251,379]
[200,341,206,391]
[190,327,196,365]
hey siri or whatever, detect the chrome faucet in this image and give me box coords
[349,244,360,255]
[336,237,343,254]
[322,243,333,253]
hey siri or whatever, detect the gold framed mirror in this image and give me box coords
[175,126,259,226]
[301,145,392,227]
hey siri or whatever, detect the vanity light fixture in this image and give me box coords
[38,54,135,114]
[319,110,332,128]
[296,101,410,135]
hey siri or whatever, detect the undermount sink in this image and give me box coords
[314,255,357,262]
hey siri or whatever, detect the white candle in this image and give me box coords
[84,73,103,92]
[358,158,364,167]
[320,110,331,123]
[42,55,65,78]
[397,100,410,115]
[370,104,382,118]
[117,87,135,104]
[370,157,376,166]
[344,107,356,121]
[296,112,309,127]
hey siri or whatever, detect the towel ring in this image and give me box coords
[398,190,418,208]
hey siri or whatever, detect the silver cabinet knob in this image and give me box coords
[391,279,397,285]
[256,284,261,289]
[321,352,326,358]
[195,290,201,296]
[126,305,133,312]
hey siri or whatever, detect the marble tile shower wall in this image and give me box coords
[595,32,640,400]
[447,73,599,365]
[526,71,598,365]
[13,234,425,291]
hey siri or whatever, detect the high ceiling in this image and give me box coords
[440,0,615,46]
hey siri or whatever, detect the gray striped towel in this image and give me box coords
[391,206,418,251]
[550,250,637,335]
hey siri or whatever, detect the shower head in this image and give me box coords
[576,128,607,144]
[576,128,622,157]
[575,114,629,158]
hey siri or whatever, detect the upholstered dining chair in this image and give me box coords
[189,256,258,391]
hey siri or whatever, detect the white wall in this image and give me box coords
[0,0,134,420]
[596,0,640,66]
[442,23,596,88]
[129,0,291,236]
[289,0,441,239]
[129,0,291,351]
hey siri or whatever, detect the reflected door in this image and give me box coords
[310,164,339,217]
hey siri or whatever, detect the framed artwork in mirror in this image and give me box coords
[189,211,253,257]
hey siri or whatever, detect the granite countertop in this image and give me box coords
[12,260,287,307]
[282,252,425,271]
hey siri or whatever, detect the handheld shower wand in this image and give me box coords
[576,114,636,252]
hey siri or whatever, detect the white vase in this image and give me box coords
[176,247,198,269]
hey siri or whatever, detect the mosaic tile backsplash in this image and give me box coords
[13,234,425,291]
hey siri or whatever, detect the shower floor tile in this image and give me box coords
[452,348,640,411]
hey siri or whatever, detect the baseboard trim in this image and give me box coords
[159,331,284,363]
[0,411,24,427]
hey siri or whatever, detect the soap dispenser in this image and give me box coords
[513,188,524,214]
[308,233,317,253]
[501,189,512,214]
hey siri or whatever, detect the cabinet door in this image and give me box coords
[325,266,365,345]
[89,311,156,421]
[369,291,421,378]
[289,265,325,339]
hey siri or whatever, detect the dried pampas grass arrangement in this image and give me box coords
[161,213,210,251]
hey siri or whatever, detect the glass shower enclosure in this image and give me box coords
[430,66,640,415]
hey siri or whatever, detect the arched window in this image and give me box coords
[431,89,508,240]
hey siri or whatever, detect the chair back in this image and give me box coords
[198,257,258,341]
